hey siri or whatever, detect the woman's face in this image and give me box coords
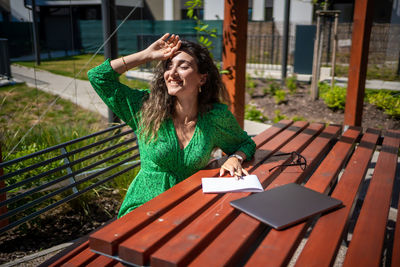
[163,51,207,99]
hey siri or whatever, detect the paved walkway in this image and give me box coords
[11,64,109,118]
[9,64,271,135]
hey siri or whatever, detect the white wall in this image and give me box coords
[252,0,265,21]
[10,0,31,22]
[204,0,224,20]
[164,0,174,20]
[273,0,313,25]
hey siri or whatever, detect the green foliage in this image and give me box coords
[246,74,256,89]
[285,75,297,95]
[273,109,287,123]
[1,83,139,227]
[274,89,287,104]
[268,81,280,95]
[367,91,400,118]
[292,115,306,122]
[185,0,217,52]
[320,83,347,110]
[245,105,268,123]
[246,74,257,97]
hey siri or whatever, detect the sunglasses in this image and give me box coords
[269,151,307,172]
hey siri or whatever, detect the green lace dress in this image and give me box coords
[88,59,256,218]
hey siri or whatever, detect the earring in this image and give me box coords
[199,86,202,93]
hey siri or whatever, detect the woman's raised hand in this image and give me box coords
[110,33,181,74]
[146,33,181,61]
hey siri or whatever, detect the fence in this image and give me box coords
[1,20,399,74]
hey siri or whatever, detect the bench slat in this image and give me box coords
[295,128,380,267]
[187,124,342,267]
[343,130,400,267]
[244,126,361,267]
[86,254,117,267]
[61,247,99,267]
[392,192,400,267]
[116,121,309,265]
[48,241,89,267]
[89,120,294,255]
[150,123,326,266]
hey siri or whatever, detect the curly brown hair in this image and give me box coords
[139,40,229,141]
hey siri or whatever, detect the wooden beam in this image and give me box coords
[344,0,374,126]
[222,0,248,128]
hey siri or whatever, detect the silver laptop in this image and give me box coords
[230,183,343,230]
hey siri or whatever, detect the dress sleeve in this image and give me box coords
[87,59,149,131]
[210,103,256,161]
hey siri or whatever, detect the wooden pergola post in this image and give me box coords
[222,0,248,128]
[344,0,374,126]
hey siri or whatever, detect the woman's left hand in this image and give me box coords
[219,156,249,179]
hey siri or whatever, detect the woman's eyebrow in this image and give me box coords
[171,59,193,65]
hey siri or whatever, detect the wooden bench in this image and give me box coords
[40,120,399,266]
[0,123,139,234]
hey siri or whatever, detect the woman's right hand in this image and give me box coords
[110,33,181,74]
[145,33,181,61]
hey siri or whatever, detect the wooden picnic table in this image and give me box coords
[47,120,400,267]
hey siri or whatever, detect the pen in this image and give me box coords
[234,172,243,180]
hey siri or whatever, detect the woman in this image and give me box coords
[88,33,256,217]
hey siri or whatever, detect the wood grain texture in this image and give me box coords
[295,128,380,267]
[343,130,400,267]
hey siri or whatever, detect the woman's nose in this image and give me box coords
[169,65,178,76]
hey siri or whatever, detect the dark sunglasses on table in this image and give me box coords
[269,151,307,172]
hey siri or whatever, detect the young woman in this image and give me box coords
[88,33,255,217]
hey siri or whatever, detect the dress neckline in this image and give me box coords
[170,116,200,151]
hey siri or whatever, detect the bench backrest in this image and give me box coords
[0,123,140,234]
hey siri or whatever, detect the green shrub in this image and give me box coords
[273,109,287,123]
[268,82,280,95]
[286,75,297,95]
[246,74,256,89]
[245,105,268,123]
[274,89,287,104]
[320,83,346,110]
[292,115,306,122]
[367,91,400,118]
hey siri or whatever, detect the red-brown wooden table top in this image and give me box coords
[50,120,400,267]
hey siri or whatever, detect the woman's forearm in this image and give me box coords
[110,50,153,74]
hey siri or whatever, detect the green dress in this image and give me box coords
[88,59,256,218]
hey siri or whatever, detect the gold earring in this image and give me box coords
[199,86,202,93]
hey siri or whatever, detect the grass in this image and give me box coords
[14,54,150,89]
[0,84,139,226]
[0,83,107,154]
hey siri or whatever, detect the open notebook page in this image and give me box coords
[202,175,263,193]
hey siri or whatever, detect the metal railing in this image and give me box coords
[0,123,140,234]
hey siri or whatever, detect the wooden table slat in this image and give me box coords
[150,123,327,266]
[251,120,293,147]
[118,190,222,265]
[343,129,400,267]
[244,126,362,267]
[89,120,293,255]
[294,128,381,267]
[187,123,339,267]
[116,120,308,265]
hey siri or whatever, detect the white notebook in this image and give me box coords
[202,175,263,193]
